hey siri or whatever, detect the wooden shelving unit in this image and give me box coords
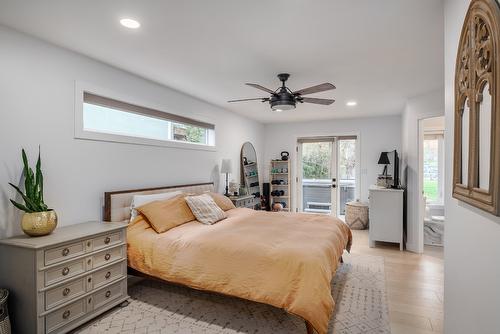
[270,160,291,211]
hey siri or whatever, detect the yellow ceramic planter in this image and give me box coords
[21,210,57,237]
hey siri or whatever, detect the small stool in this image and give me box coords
[0,289,11,334]
[345,200,369,230]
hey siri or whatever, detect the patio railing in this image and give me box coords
[302,179,355,215]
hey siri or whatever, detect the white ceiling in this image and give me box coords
[0,0,444,123]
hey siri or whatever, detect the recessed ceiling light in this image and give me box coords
[346,101,357,107]
[120,18,141,29]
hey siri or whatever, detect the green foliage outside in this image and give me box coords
[302,142,331,179]
[339,140,356,180]
[173,123,207,144]
[424,179,438,202]
[185,125,206,144]
[302,140,356,180]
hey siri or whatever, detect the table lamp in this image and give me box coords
[221,159,232,196]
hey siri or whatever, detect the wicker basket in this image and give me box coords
[0,289,11,334]
[345,200,369,230]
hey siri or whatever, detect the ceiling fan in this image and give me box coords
[228,73,336,112]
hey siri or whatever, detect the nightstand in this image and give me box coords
[229,194,259,209]
[0,221,128,334]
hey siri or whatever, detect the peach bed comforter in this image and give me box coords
[127,208,352,334]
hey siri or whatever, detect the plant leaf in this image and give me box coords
[9,182,41,212]
[35,146,42,203]
[10,199,32,213]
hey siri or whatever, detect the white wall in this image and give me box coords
[444,1,500,333]
[263,115,402,210]
[0,26,264,238]
[401,89,444,252]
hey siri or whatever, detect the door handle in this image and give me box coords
[332,184,337,188]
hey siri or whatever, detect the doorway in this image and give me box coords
[296,136,357,216]
[419,116,445,248]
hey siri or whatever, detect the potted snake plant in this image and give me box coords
[9,148,57,237]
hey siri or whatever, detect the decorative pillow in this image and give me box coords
[130,191,182,222]
[185,194,227,225]
[136,194,195,233]
[207,192,236,211]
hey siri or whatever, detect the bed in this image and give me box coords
[104,182,352,334]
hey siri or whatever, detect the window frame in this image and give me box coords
[74,82,216,151]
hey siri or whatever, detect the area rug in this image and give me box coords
[74,253,390,334]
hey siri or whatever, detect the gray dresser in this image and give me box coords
[0,222,128,334]
[229,195,259,209]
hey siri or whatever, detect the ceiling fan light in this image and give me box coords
[271,103,295,112]
[270,95,296,112]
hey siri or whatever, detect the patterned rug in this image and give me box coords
[74,253,390,334]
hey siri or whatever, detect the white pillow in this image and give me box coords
[130,191,182,222]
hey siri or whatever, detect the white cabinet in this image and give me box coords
[368,185,404,250]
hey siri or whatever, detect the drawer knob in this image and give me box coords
[104,236,111,244]
[62,267,70,276]
[61,248,70,256]
[105,290,111,298]
[62,310,71,319]
[88,297,92,304]
[87,241,91,247]
[87,259,92,265]
[88,277,92,283]
[105,271,111,279]
[62,288,70,296]
[104,253,111,261]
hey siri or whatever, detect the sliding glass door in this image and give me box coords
[297,136,357,216]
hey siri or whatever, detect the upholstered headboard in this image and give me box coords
[103,182,214,222]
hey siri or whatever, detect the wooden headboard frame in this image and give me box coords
[103,182,214,222]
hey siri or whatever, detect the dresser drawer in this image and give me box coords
[92,261,125,290]
[45,298,86,333]
[45,258,86,287]
[45,277,86,310]
[92,280,125,310]
[92,231,123,251]
[91,246,124,270]
[44,240,86,266]
[245,198,255,207]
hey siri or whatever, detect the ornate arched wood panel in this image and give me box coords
[453,0,500,215]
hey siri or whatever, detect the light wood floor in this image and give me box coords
[349,230,443,334]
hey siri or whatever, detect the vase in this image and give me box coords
[21,210,57,237]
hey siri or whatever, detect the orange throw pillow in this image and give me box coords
[208,192,236,211]
[136,194,195,233]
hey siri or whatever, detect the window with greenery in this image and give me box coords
[302,142,332,179]
[424,134,444,203]
[81,92,215,147]
[338,139,356,181]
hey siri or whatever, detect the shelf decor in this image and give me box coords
[270,159,291,212]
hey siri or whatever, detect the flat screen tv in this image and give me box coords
[386,150,400,188]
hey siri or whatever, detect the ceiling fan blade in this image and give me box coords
[245,83,276,94]
[301,97,335,105]
[228,97,269,103]
[293,83,336,96]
